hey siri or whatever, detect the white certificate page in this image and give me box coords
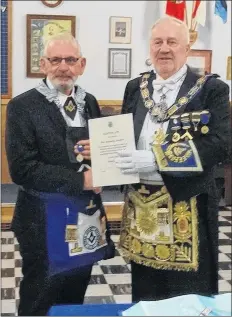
[88,113,140,187]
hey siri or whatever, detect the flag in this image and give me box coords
[215,0,227,23]
[191,0,206,27]
[165,0,186,22]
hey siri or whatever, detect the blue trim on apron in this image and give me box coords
[20,188,109,276]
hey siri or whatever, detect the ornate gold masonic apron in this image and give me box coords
[119,72,218,272]
[119,184,199,272]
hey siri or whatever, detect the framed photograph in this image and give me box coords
[26,14,76,78]
[226,56,231,80]
[187,49,212,76]
[109,16,132,44]
[108,48,131,79]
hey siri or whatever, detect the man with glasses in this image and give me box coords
[5,32,115,315]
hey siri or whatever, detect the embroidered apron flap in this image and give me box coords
[41,192,109,276]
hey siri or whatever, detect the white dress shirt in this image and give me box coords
[46,78,84,127]
[137,64,187,184]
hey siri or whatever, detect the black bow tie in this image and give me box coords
[63,97,77,120]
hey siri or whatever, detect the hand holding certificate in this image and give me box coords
[88,113,139,187]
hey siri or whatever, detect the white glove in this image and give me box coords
[115,150,156,174]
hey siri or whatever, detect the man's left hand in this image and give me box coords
[74,139,91,160]
[115,150,157,174]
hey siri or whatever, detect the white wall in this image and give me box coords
[12,0,231,100]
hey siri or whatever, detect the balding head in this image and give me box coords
[149,16,190,79]
[151,16,190,45]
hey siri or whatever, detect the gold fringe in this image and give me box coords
[119,247,198,272]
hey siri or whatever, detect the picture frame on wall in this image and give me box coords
[26,14,76,78]
[108,48,132,79]
[109,16,132,44]
[187,49,212,76]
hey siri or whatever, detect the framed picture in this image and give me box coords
[109,16,132,44]
[26,14,76,78]
[187,49,212,76]
[108,48,132,79]
[1,0,12,100]
[226,56,231,80]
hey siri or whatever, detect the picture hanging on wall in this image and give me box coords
[226,56,231,80]
[26,14,76,78]
[109,16,132,44]
[187,49,212,76]
[108,48,132,79]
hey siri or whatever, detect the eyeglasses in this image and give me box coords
[46,56,81,66]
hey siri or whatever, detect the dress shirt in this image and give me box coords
[137,64,187,184]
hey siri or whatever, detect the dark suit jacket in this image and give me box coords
[121,67,231,201]
[5,88,101,196]
[5,87,102,232]
[6,87,116,267]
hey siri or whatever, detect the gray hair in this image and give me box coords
[43,32,82,56]
[151,16,190,44]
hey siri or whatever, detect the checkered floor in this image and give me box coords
[1,207,231,316]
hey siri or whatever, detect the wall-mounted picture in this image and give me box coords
[26,14,76,78]
[187,49,212,76]
[108,48,131,79]
[109,16,132,44]
[226,56,231,80]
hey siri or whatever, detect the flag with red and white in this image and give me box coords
[191,0,206,28]
[165,0,186,22]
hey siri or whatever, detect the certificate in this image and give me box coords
[88,113,140,187]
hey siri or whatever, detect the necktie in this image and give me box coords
[63,97,77,120]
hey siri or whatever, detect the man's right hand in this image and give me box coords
[83,169,102,194]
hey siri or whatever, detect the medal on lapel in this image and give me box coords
[191,112,201,131]
[180,113,193,140]
[200,110,210,134]
[64,97,77,120]
[170,115,181,142]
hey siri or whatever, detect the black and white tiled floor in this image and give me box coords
[1,207,232,316]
